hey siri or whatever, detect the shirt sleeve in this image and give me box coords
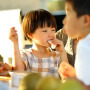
[20,50,30,70]
[75,42,90,85]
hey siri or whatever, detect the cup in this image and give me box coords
[9,71,28,87]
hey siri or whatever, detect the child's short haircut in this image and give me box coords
[66,0,90,17]
[22,9,57,42]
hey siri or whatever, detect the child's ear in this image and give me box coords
[84,15,90,27]
[27,33,33,39]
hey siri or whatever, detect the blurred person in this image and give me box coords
[58,0,90,86]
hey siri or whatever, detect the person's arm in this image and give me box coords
[56,29,69,62]
[56,29,75,67]
[9,27,25,71]
[13,42,25,71]
[57,41,69,63]
[51,38,69,63]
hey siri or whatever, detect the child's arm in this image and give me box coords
[51,39,69,63]
[9,27,25,71]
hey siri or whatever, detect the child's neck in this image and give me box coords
[31,42,51,58]
[32,42,47,52]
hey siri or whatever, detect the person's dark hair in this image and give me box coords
[22,9,57,42]
[66,0,90,17]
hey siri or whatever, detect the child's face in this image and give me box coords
[31,26,56,47]
[63,2,84,39]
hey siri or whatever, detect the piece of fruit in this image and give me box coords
[59,79,84,90]
[48,40,56,49]
[19,72,42,90]
[36,76,61,90]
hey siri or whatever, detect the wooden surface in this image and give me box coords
[0,76,10,82]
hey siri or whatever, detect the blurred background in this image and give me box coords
[0,0,65,65]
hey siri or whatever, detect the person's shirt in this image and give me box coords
[56,29,75,66]
[20,48,61,77]
[75,34,90,86]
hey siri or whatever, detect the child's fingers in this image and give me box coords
[0,67,4,72]
[9,27,17,37]
[52,39,64,46]
[10,27,15,30]
[59,62,70,73]
[60,62,76,77]
[10,27,17,33]
[9,32,17,39]
[0,62,4,66]
[58,65,69,79]
[3,63,12,71]
[10,32,17,36]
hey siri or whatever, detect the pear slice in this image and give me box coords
[48,40,56,49]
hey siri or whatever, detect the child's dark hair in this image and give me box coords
[22,9,57,42]
[66,0,90,17]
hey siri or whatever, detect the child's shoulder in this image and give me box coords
[20,48,32,55]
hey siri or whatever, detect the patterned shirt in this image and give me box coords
[20,49,61,77]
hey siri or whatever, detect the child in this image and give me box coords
[58,0,90,86]
[9,9,68,77]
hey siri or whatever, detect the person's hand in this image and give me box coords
[0,62,12,76]
[51,39,65,53]
[51,39,69,63]
[9,27,18,43]
[58,62,76,80]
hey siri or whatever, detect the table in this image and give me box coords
[0,76,19,90]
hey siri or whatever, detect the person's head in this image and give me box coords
[22,9,57,48]
[63,0,90,39]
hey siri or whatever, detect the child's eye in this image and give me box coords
[52,30,55,32]
[42,30,47,32]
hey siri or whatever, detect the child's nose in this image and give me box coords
[49,33,52,37]
[48,32,53,38]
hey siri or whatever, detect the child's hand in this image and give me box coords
[51,39,69,63]
[51,39,65,53]
[58,62,76,80]
[9,27,18,43]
